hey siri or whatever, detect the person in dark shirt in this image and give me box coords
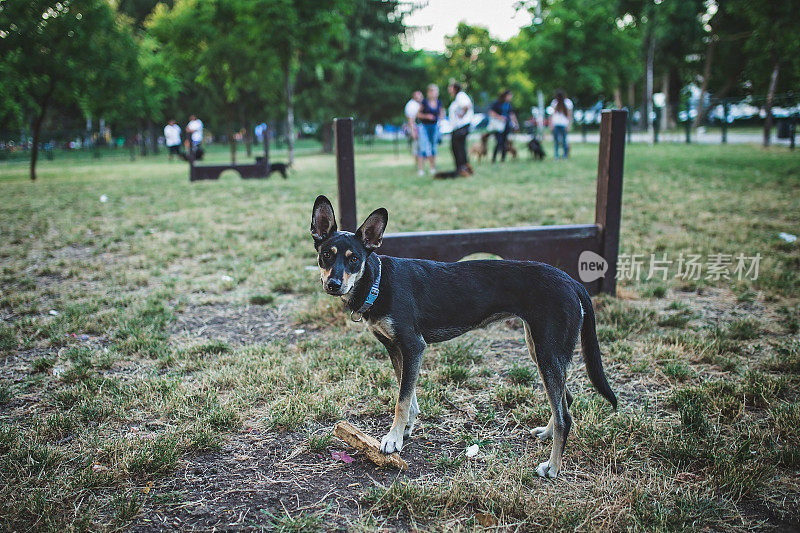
[488,89,519,163]
[417,84,445,175]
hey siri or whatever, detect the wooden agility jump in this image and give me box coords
[333,111,626,295]
[189,126,283,181]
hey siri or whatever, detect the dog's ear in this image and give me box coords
[355,207,388,252]
[311,195,337,245]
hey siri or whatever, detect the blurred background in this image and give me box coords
[1,0,798,176]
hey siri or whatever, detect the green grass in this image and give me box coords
[1,141,798,530]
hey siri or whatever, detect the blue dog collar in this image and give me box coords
[352,256,381,321]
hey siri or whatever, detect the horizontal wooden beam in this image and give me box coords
[379,223,602,294]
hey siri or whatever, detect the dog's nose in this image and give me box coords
[326,278,342,291]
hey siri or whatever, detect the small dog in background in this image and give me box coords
[505,138,518,160]
[469,133,491,163]
[528,137,546,160]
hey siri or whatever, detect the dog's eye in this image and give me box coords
[322,251,331,260]
[349,256,359,265]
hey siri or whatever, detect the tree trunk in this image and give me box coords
[226,103,236,164]
[763,56,780,147]
[245,124,252,158]
[240,104,252,157]
[661,74,670,132]
[694,36,716,128]
[627,82,635,110]
[284,62,296,166]
[137,119,147,157]
[29,84,54,181]
[149,120,159,155]
[645,32,655,137]
[322,120,333,153]
[30,110,46,181]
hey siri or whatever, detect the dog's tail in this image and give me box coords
[576,284,617,409]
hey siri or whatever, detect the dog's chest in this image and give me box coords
[367,316,395,341]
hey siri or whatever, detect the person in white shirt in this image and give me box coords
[550,90,574,159]
[447,81,473,176]
[163,119,182,161]
[404,91,423,175]
[186,114,204,159]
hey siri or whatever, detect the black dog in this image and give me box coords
[528,137,545,160]
[310,195,616,478]
[268,163,290,179]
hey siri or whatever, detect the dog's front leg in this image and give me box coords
[380,335,425,454]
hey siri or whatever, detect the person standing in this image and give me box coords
[404,91,423,175]
[447,81,473,176]
[186,114,204,159]
[550,90,573,160]
[417,84,445,175]
[163,119,183,161]
[488,89,519,163]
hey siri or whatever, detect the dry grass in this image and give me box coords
[0,140,798,531]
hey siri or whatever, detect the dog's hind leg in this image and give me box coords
[536,348,572,479]
[524,321,554,441]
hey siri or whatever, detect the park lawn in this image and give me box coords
[0,140,798,531]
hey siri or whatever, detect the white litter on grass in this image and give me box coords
[221,275,234,282]
[304,265,318,271]
[293,329,306,335]
[99,194,108,203]
[48,310,59,316]
[466,444,479,458]
[779,232,797,243]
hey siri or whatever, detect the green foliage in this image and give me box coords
[0,0,143,178]
[519,0,641,104]
[296,0,427,125]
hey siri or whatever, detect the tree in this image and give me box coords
[244,0,350,164]
[294,0,427,149]
[520,0,640,107]
[0,0,140,180]
[736,1,800,146]
[149,0,280,163]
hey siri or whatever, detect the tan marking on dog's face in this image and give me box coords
[340,259,364,294]
[330,246,337,254]
[319,266,332,286]
[345,250,352,258]
[318,246,337,287]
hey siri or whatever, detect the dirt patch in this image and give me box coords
[737,500,800,532]
[132,416,538,532]
[170,303,298,346]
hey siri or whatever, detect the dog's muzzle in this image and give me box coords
[325,278,343,294]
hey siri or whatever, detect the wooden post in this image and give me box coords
[335,117,357,232]
[595,110,627,295]
[721,99,729,144]
[268,126,269,164]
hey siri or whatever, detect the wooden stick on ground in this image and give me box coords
[333,421,408,471]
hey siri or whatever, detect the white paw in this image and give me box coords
[536,460,558,479]
[533,426,553,441]
[380,432,404,454]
